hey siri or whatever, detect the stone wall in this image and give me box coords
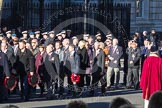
[114,0,162,34]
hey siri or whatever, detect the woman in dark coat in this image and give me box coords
[77,40,89,89]
[85,41,93,87]
[35,45,46,96]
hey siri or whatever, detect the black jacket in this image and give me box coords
[15,48,35,76]
[108,45,123,68]
[44,52,60,81]
[0,52,10,84]
[92,49,105,76]
[77,47,89,72]
[5,50,16,71]
[126,47,141,68]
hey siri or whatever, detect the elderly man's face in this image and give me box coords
[144,40,149,46]
[83,36,88,41]
[55,42,61,50]
[31,40,38,48]
[113,39,118,46]
[94,43,100,50]
[151,30,156,34]
[69,46,74,52]
[19,42,26,50]
[46,45,53,54]
[1,43,7,52]
[131,42,137,48]
[88,38,93,45]
[73,38,78,46]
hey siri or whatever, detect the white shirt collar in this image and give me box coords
[3,49,7,53]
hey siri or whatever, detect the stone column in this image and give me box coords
[0,0,4,26]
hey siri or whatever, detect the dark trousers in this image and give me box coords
[46,81,57,98]
[141,56,146,76]
[20,75,31,99]
[58,65,65,94]
[127,67,139,88]
[77,74,85,87]
[85,74,91,86]
[0,84,7,102]
[123,55,128,86]
[58,73,64,95]
[0,85,4,102]
[38,82,44,94]
[110,73,115,86]
[67,74,73,86]
[90,74,106,95]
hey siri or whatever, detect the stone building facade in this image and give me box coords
[114,0,162,34]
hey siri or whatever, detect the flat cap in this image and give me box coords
[42,32,48,35]
[95,33,101,37]
[22,31,28,34]
[72,36,77,40]
[6,30,12,34]
[67,30,71,32]
[56,33,62,37]
[83,34,90,37]
[61,30,66,34]
[48,31,55,34]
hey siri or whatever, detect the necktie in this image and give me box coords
[113,47,116,53]
[144,47,147,55]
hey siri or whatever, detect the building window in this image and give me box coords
[136,0,143,17]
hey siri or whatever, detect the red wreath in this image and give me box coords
[71,73,80,83]
[27,73,40,87]
[4,75,17,91]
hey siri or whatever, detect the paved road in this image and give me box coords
[0,88,143,108]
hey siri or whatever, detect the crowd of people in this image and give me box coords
[0,28,162,108]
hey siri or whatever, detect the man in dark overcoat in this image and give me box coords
[44,44,60,99]
[0,51,10,102]
[15,40,35,101]
[90,42,105,96]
